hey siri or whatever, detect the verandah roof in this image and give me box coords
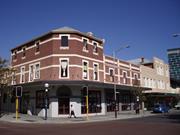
[12,80,151,91]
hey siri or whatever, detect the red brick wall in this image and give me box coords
[12,33,105,84]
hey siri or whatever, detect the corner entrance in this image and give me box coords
[57,86,71,115]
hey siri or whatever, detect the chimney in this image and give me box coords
[141,57,144,63]
[87,32,93,36]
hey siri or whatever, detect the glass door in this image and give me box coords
[58,97,69,114]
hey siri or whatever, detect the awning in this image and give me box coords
[145,92,178,97]
[12,80,151,91]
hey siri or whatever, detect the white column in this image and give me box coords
[101,89,106,115]
[49,98,58,117]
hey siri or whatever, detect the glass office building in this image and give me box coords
[167,48,180,82]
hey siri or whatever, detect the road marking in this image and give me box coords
[0,126,8,129]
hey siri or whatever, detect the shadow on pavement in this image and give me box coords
[165,113,180,124]
[0,112,8,118]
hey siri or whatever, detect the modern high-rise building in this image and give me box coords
[167,48,180,86]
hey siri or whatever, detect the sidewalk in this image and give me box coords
[0,111,155,124]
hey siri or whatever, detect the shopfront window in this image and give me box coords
[81,90,101,114]
[106,92,115,112]
[121,93,132,111]
[36,90,49,108]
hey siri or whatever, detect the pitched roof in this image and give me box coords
[52,26,80,33]
[11,26,103,52]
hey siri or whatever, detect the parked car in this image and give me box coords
[153,104,169,113]
[175,102,180,110]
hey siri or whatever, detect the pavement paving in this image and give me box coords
[0,110,157,124]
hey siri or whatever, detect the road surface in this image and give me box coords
[0,111,180,135]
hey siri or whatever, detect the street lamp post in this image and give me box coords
[44,83,49,120]
[83,85,89,120]
[113,45,130,118]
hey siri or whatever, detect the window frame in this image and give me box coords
[61,36,69,47]
[122,71,127,84]
[22,47,26,59]
[13,50,17,61]
[20,66,25,83]
[82,38,89,52]
[109,68,114,82]
[59,58,69,79]
[29,64,34,82]
[34,62,40,79]
[11,71,16,85]
[82,60,89,80]
[93,63,99,81]
[35,41,40,54]
[93,41,98,54]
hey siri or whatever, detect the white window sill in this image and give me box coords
[21,57,26,60]
[20,82,25,84]
[28,80,34,82]
[13,59,17,62]
[60,47,69,50]
[59,77,69,79]
[93,52,98,55]
[35,52,40,55]
[83,49,89,53]
[82,78,89,80]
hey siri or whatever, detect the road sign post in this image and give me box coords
[15,86,22,120]
[16,97,19,120]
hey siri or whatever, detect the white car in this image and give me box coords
[175,102,180,110]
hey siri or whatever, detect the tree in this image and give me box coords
[132,79,147,114]
[0,57,16,116]
[0,57,16,87]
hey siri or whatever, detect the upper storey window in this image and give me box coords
[93,42,98,53]
[93,63,99,81]
[60,59,69,78]
[11,71,16,85]
[35,41,40,53]
[134,74,139,85]
[109,68,114,82]
[123,71,127,84]
[22,47,26,58]
[61,36,68,47]
[83,39,88,51]
[34,63,40,79]
[13,51,17,60]
[20,66,25,83]
[29,65,34,82]
[82,61,88,79]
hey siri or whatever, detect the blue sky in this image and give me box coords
[0,0,180,62]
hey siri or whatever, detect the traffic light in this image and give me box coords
[16,86,22,97]
[82,86,88,96]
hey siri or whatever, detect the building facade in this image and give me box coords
[129,57,178,109]
[167,48,180,87]
[1,27,142,117]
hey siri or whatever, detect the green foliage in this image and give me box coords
[133,85,147,102]
[0,57,15,88]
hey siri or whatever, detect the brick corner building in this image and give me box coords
[2,27,146,117]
